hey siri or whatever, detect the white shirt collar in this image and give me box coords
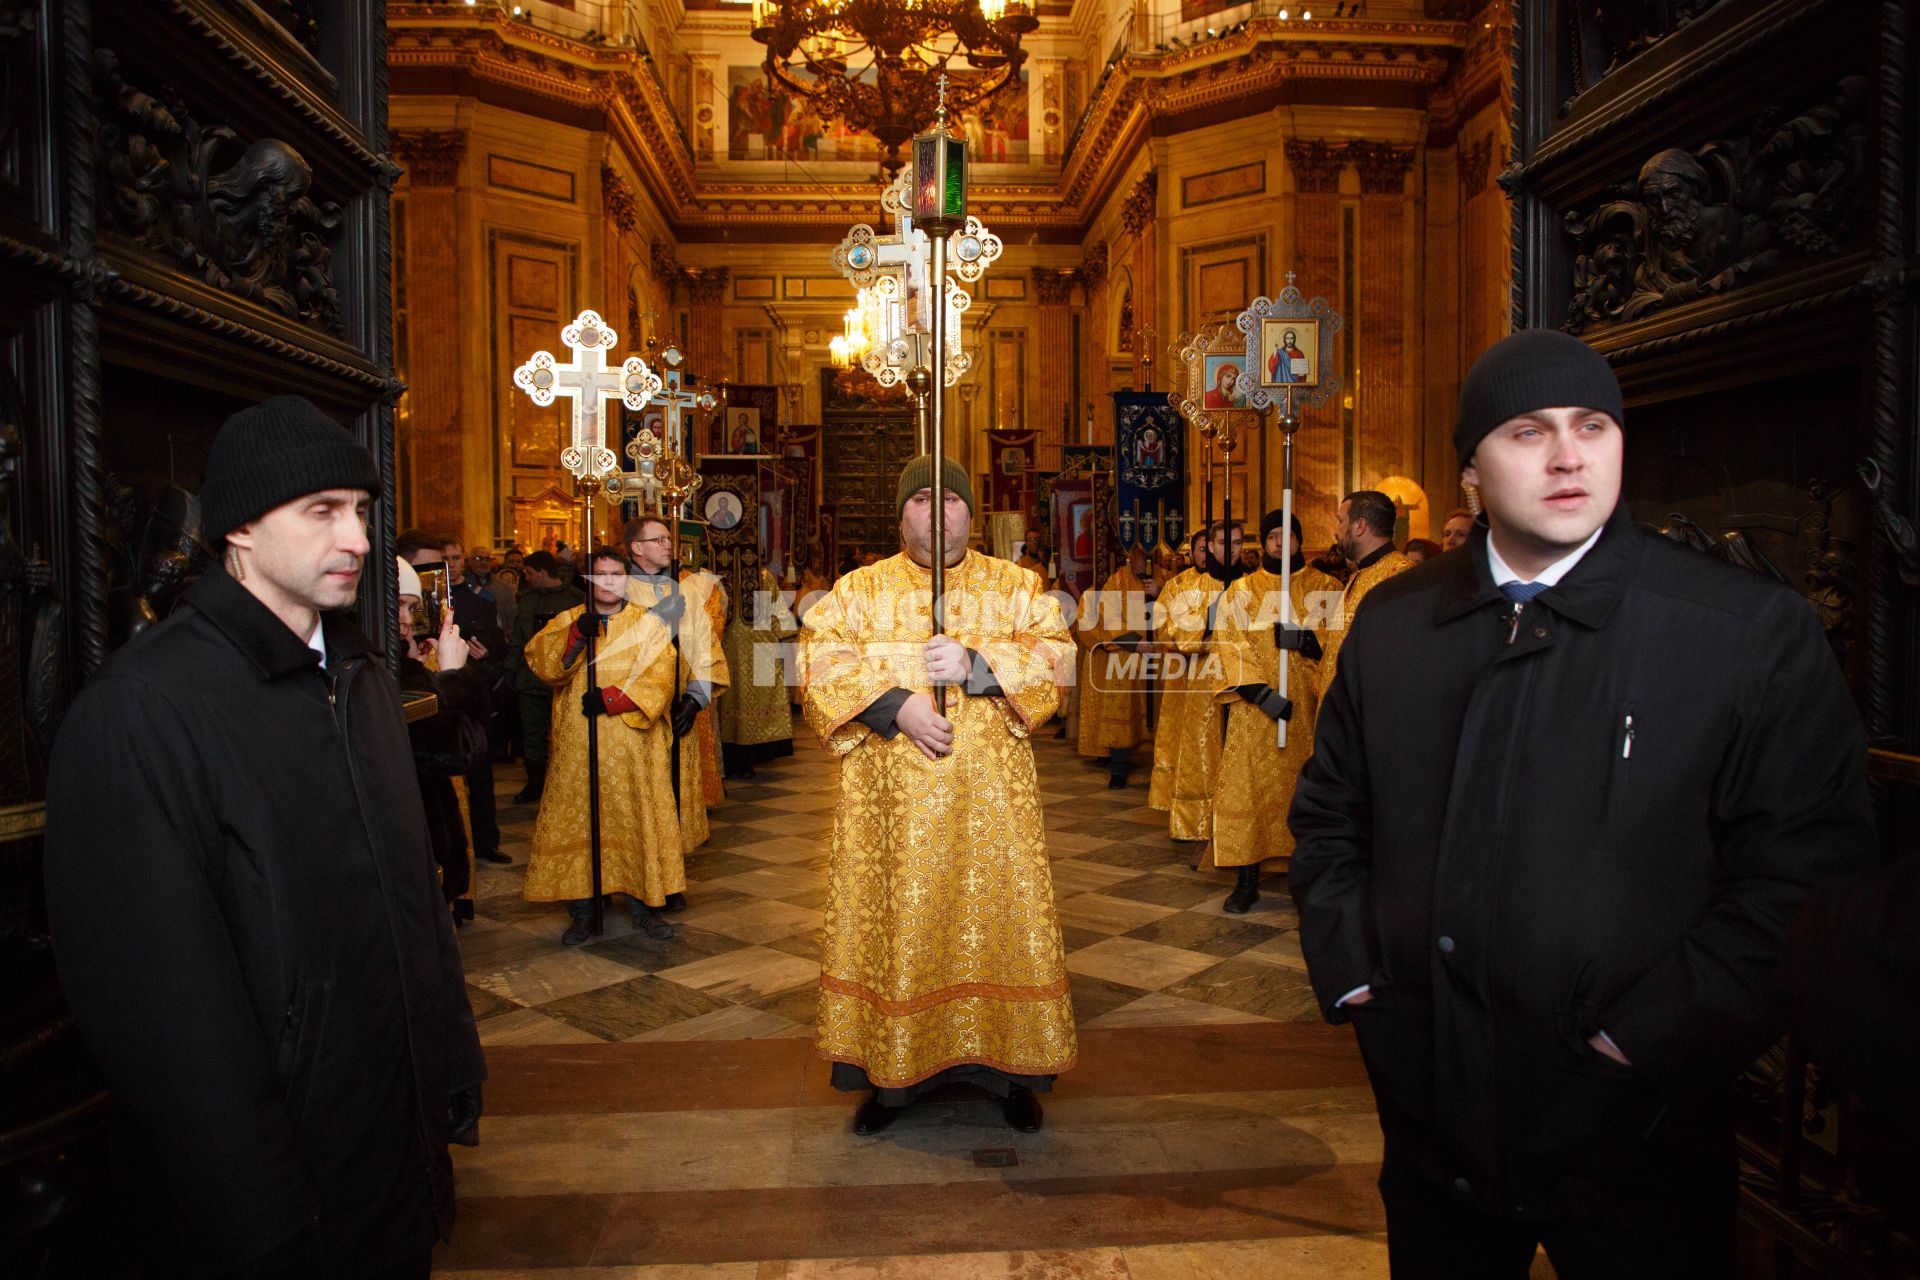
[1485,523,1606,589]
[306,617,327,669]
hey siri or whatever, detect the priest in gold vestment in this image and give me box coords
[625,516,730,864]
[1147,532,1210,812]
[1166,522,1244,851]
[720,564,798,778]
[1212,511,1339,912]
[1074,543,1156,788]
[1319,489,1414,699]
[522,547,690,944]
[800,456,1077,1136]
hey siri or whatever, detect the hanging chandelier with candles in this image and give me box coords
[749,0,1037,172]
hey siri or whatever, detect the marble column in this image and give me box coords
[1350,142,1417,497]
[1283,139,1347,541]
[390,128,467,540]
[1031,267,1076,470]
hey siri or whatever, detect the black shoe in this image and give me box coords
[450,898,475,925]
[1002,1085,1043,1133]
[1222,866,1261,914]
[561,918,593,945]
[631,906,673,940]
[477,848,512,865]
[1107,772,1129,789]
[663,892,687,913]
[853,1093,901,1136]
[512,781,544,804]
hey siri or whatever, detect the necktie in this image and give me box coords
[1500,580,1549,603]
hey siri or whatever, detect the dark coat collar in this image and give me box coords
[1435,502,1643,629]
[183,569,378,679]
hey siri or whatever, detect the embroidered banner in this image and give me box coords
[1113,391,1186,555]
[986,427,1039,513]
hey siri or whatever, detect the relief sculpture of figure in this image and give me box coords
[1626,148,1774,318]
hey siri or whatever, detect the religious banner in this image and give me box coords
[716,384,778,455]
[779,423,822,572]
[1113,391,1185,555]
[696,454,764,610]
[986,426,1038,512]
[1050,475,1097,596]
[1059,443,1113,478]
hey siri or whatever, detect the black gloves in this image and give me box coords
[1237,683,1293,722]
[581,686,613,718]
[448,1083,483,1147]
[1275,623,1322,661]
[650,590,687,627]
[670,692,700,740]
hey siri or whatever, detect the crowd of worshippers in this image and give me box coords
[34,329,1919,1279]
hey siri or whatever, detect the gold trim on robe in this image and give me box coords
[800,550,1079,1088]
[626,569,731,852]
[1165,570,1230,843]
[1211,565,1339,869]
[521,601,684,906]
[1147,566,1205,812]
[1074,565,1151,757]
[1318,550,1414,699]
[720,567,799,748]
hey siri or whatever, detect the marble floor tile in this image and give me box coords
[725,833,831,864]
[684,850,783,882]
[1074,841,1188,871]
[1067,973,1153,1024]
[451,1110,800,1196]
[465,980,521,1021]
[591,924,753,975]
[627,1005,805,1042]
[704,864,828,902]
[1060,924,1117,954]
[438,1267,762,1279]
[755,792,841,814]
[1046,859,1144,897]
[540,974,736,1041]
[767,1249,1131,1279]
[1123,911,1283,959]
[457,922,565,970]
[670,889,757,925]
[762,927,824,962]
[1101,873,1227,911]
[693,899,825,945]
[1122,1234,1391,1280]
[1162,953,1324,1022]
[747,981,819,1029]
[1066,936,1225,990]
[657,945,819,1002]
[470,947,647,1006]
[1055,892,1180,936]
[475,1007,608,1046]
[1037,830,1121,856]
[1078,990,1272,1030]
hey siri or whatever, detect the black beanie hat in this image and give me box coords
[1260,508,1303,543]
[895,454,975,516]
[202,396,381,540]
[1454,330,1623,465]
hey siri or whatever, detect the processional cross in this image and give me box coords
[512,310,660,486]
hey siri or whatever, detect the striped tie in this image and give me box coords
[1500,580,1549,604]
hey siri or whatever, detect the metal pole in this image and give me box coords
[581,482,605,938]
[930,233,949,715]
[1278,404,1295,751]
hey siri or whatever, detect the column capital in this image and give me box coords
[390,129,466,187]
[1348,141,1416,195]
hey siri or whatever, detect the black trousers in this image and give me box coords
[1379,1165,1735,1280]
[464,754,499,855]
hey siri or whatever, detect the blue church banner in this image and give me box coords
[1113,391,1185,553]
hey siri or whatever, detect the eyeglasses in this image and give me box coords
[634,536,671,546]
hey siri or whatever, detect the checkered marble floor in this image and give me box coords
[461,714,1320,1047]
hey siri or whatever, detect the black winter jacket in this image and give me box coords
[1288,505,1872,1227]
[44,570,486,1275]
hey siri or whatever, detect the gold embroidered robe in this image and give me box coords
[627,569,731,852]
[800,551,1078,1088]
[1211,565,1339,869]
[720,567,798,748]
[1165,570,1230,841]
[1147,567,1205,811]
[1075,565,1151,757]
[1318,550,1414,699]
[522,602,684,906]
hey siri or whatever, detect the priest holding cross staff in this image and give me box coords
[512,311,701,944]
[800,88,1079,1135]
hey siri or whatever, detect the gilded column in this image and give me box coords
[1031,267,1076,469]
[1284,139,1347,538]
[390,128,467,540]
[1350,142,1417,498]
[685,267,729,376]
[1121,172,1158,390]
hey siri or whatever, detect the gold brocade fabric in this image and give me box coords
[1318,551,1414,699]
[1074,565,1150,757]
[521,602,685,906]
[1166,571,1229,842]
[1147,567,1204,812]
[720,568,798,748]
[635,568,731,851]
[799,551,1079,1088]
[1210,566,1338,869]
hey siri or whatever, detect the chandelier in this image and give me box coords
[749,0,1037,171]
[829,287,881,368]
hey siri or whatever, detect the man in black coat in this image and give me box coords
[1288,330,1872,1278]
[44,397,486,1279]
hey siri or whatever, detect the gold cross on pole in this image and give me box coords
[512,310,660,482]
